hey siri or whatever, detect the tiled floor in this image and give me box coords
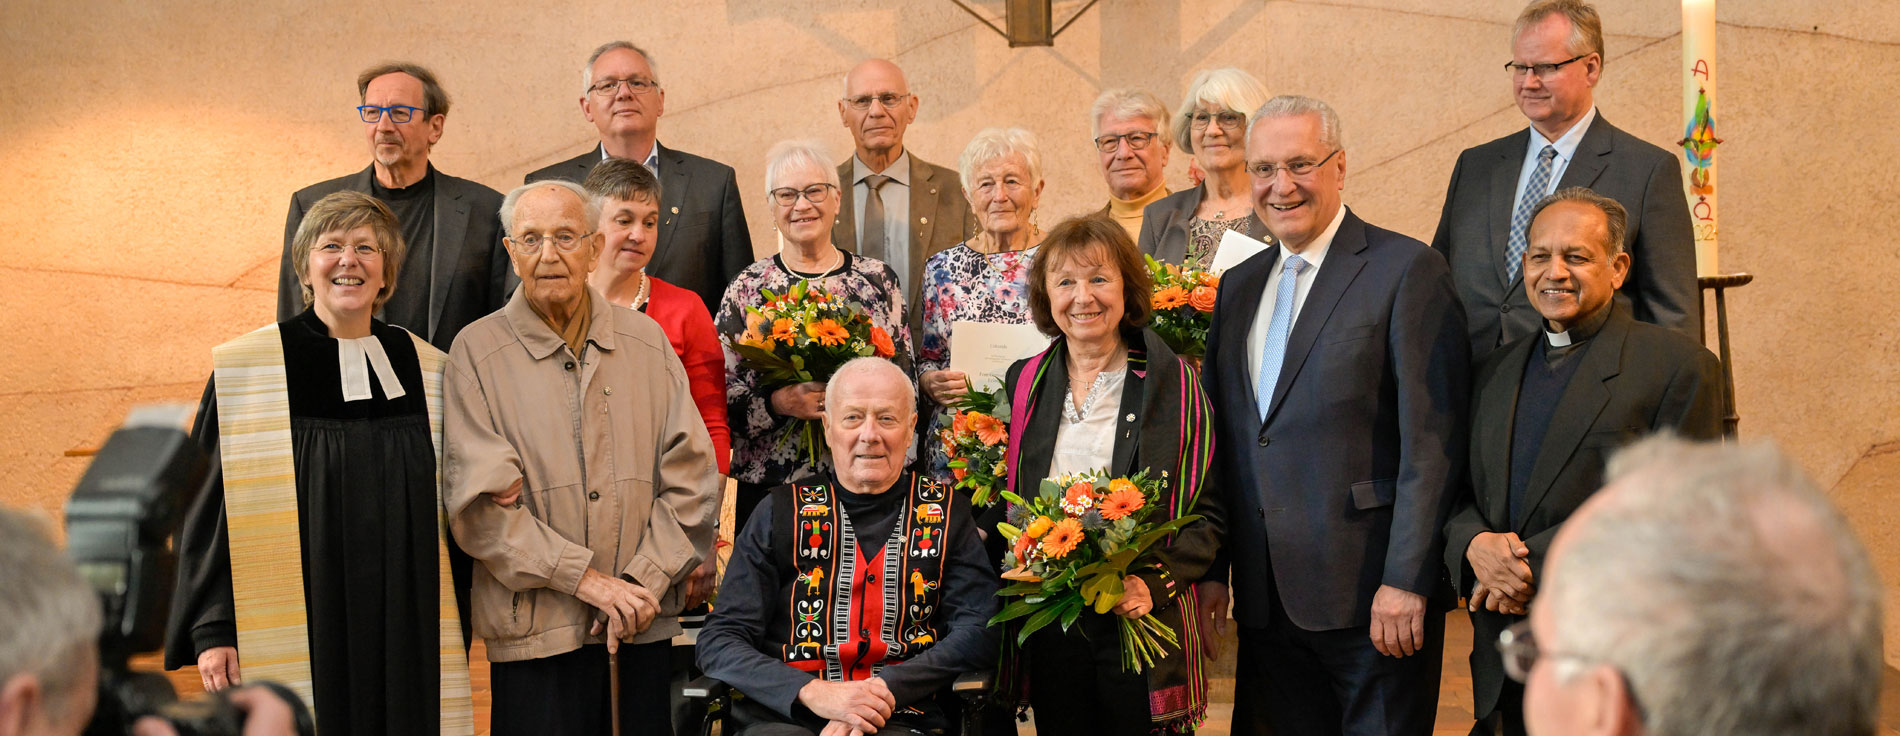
[142,612,1900,734]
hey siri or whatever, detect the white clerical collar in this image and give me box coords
[337,335,406,402]
[1545,328,1573,347]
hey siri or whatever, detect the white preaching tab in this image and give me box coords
[337,336,407,402]
[950,322,1052,393]
[1210,228,1273,272]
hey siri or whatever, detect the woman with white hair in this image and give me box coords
[1138,68,1276,265]
[916,127,1047,419]
[716,139,911,533]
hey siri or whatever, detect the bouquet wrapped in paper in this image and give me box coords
[936,387,1009,507]
[727,280,897,463]
[1145,255,1220,358]
[989,469,1200,672]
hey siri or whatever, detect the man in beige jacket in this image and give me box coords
[445,179,720,736]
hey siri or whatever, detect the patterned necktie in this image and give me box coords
[861,174,892,263]
[1506,146,1558,283]
[1256,254,1309,420]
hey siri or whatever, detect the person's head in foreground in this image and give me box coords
[1522,435,1884,736]
[0,508,102,736]
[501,180,603,324]
[823,357,917,495]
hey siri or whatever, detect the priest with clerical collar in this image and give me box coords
[443,179,721,735]
[698,357,998,736]
[1443,187,1723,735]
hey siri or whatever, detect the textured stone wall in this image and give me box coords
[2,0,1893,666]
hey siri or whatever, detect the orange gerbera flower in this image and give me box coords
[806,319,850,346]
[1152,285,1189,309]
[952,412,969,435]
[771,318,798,343]
[1108,478,1138,496]
[1039,518,1084,559]
[869,325,896,357]
[1099,485,1146,521]
[1189,285,1218,313]
[1024,516,1053,539]
[965,412,1006,446]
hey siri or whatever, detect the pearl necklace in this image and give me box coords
[627,272,650,311]
[1063,370,1117,424]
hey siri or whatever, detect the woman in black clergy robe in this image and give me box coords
[992,216,1224,736]
[165,191,468,734]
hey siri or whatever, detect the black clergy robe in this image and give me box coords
[164,310,446,735]
[697,472,999,733]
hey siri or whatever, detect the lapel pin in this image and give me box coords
[920,216,929,225]
[929,187,938,195]
[1125,413,1136,422]
[671,206,679,214]
[604,386,613,396]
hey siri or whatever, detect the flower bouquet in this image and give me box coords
[936,387,1009,507]
[988,470,1201,672]
[1145,255,1220,358]
[727,280,896,464]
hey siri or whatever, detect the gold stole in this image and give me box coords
[211,324,474,734]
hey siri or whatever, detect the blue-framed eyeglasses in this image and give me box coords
[357,105,427,124]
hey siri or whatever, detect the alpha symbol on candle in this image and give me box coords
[1691,59,1711,79]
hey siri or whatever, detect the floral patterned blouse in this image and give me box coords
[716,251,911,486]
[1186,212,1260,265]
[918,243,1040,479]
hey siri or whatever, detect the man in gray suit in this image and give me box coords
[830,58,976,332]
[1443,187,1721,736]
[1431,0,1696,361]
[278,62,510,351]
[526,41,753,314]
[1202,96,1469,735]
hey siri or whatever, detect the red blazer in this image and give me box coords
[644,276,732,474]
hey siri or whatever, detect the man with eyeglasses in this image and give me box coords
[278,62,510,353]
[1517,435,1883,736]
[1431,0,1695,363]
[1442,187,1721,736]
[1200,95,1468,736]
[444,179,722,736]
[1090,88,1173,242]
[526,41,752,317]
[831,59,975,334]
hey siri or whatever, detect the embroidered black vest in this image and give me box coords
[773,474,954,682]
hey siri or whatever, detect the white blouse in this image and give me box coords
[1048,368,1126,478]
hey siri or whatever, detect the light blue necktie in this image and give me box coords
[1506,146,1558,283]
[1256,254,1309,420]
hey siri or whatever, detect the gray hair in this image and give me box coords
[1513,0,1607,70]
[825,357,917,414]
[1246,95,1345,151]
[582,41,660,94]
[1090,88,1173,147]
[1545,435,1884,736]
[1172,67,1271,153]
[762,139,841,197]
[957,127,1045,195]
[1529,186,1627,256]
[0,508,103,724]
[499,180,601,239]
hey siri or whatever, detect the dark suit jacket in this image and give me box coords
[832,153,977,336]
[1203,208,1470,632]
[1136,186,1274,265]
[1430,114,1697,361]
[525,142,753,314]
[1442,301,1721,718]
[277,165,509,350]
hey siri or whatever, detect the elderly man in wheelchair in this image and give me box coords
[696,358,1000,736]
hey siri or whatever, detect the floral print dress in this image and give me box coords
[918,243,1040,479]
[717,251,911,486]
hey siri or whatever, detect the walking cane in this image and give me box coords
[609,645,622,735]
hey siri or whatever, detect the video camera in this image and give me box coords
[64,406,311,735]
